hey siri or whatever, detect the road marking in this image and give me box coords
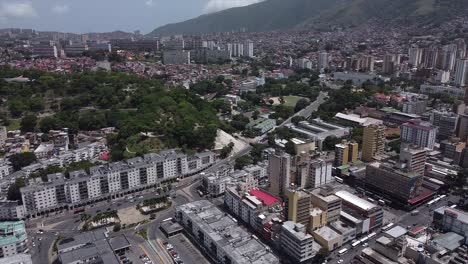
[141,243,166,264]
[147,240,169,264]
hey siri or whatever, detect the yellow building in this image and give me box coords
[309,208,327,232]
[287,189,311,227]
[362,124,386,162]
[334,140,359,166]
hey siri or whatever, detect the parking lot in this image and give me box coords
[164,234,210,264]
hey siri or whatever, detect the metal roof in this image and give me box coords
[335,190,378,211]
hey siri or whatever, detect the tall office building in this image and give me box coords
[401,119,438,150]
[362,125,386,162]
[455,59,468,87]
[268,151,291,197]
[243,40,254,57]
[399,145,427,176]
[318,52,329,71]
[334,140,358,167]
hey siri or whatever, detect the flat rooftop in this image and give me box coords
[177,200,279,264]
[335,190,378,212]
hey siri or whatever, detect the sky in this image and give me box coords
[0,0,264,33]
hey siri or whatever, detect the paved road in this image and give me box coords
[280,91,328,127]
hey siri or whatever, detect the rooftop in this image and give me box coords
[313,226,341,241]
[282,221,313,241]
[249,189,280,206]
[177,200,279,264]
[384,226,407,239]
[0,221,27,247]
[335,190,378,212]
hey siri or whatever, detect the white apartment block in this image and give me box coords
[0,202,25,220]
[280,221,317,263]
[401,119,438,150]
[0,161,13,180]
[21,150,215,217]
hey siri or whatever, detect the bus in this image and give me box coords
[427,200,436,206]
[338,248,348,256]
[359,237,369,244]
[367,198,376,203]
[351,241,361,248]
[450,205,457,209]
[368,232,377,239]
[378,199,386,206]
[382,223,394,231]
[439,195,447,199]
[74,207,85,214]
[335,177,344,184]
[162,218,173,223]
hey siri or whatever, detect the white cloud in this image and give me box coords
[0,1,37,19]
[145,0,155,7]
[52,4,70,15]
[204,0,263,13]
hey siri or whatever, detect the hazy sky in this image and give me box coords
[0,0,264,33]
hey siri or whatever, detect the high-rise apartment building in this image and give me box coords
[243,40,254,57]
[295,152,333,189]
[318,52,329,71]
[382,54,396,74]
[268,151,291,197]
[362,125,386,162]
[455,59,468,87]
[401,119,437,150]
[456,114,468,141]
[408,46,422,66]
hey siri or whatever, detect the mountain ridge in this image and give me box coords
[149,0,468,36]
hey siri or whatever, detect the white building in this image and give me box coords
[0,160,13,180]
[318,52,329,71]
[401,119,438,150]
[0,221,28,258]
[455,58,468,87]
[20,150,215,217]
[244,40,254,58]
[280,221,317,263]
[175,200,279,264]
[0,202,25,220]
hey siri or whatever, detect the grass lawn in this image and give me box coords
[283,96,306,107]
[7,119,20,131]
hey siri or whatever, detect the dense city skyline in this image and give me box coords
[0,0,263,33]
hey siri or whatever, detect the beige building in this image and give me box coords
[334,140,358,166]
[287,189,311,227]
[309,208,327,232]
[362,124,386,162]
[268,151,291,198]
[310,186,342,223]
[399,145,427,176]
[312,226,343,251]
